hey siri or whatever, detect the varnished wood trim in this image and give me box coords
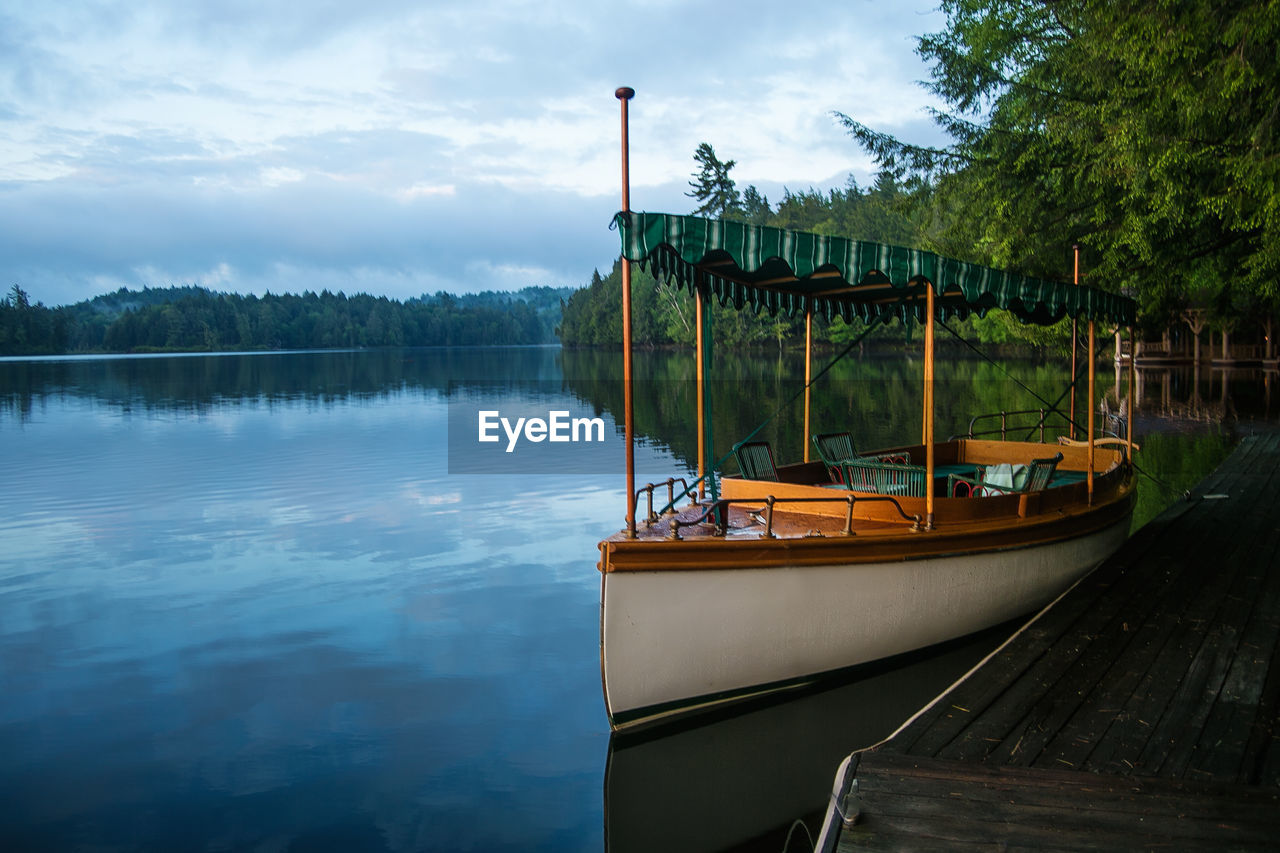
[600,481,1134,572]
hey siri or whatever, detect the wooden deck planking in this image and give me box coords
[1250,621,1280,786]
[1136,450,1279,783]
[899,505,1190,762]
[839,752,1280,852]
[1048,469,1274,778]
[1184,493,1280,783]
[833,430,1280,850]
[906,431,1278,779]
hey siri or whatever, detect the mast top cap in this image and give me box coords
[615,87,635,100]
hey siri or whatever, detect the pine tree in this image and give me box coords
[686,143,741,217]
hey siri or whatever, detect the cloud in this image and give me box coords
[0,0,949,306]
[0,173,620,304]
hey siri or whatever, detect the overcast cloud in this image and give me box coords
[0,0,947,306]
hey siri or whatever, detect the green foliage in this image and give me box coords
[0,284,572,355]
[950,312,1074,353]
[0,285,69,355]
[840,0,1280,330]
[559,261,720,347]
[686,142,741,217]
[739,185,771,224]
[770,174,922,246]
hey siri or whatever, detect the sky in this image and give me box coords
[0,0,949,307]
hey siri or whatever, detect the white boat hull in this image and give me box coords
[601,515,1130,729]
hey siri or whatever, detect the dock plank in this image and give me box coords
[902,514,1175,759]
[832,430,1280,850]
[996,522,1237,770]
[925,504,1196,764]
[837,752,1280,852]
[1050,478,1274,776]
[1184,492,1280,783]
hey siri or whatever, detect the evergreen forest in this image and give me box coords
[0,284,569,356]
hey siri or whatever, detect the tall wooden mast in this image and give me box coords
[616,87,637,537]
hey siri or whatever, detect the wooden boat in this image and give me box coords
[600,88,1138,732]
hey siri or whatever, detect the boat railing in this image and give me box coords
[634,477,696,526]
[956,409,1073,443]
[661,494,922,541]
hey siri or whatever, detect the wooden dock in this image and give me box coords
[826,429,1280,851]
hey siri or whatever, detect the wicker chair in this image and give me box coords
[841,458,928,496]
[733,441,779,481]
[812,432,909,484]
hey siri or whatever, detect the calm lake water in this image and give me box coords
[0,347,1267,852]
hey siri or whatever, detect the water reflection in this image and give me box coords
[0,348,568,420]
[4,347,1271,452]
[0,350,620,851]
[604,624,1013,853]
[1120,362,1279,427]
[0,348,1267,852]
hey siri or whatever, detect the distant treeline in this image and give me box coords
[0,284,571,355]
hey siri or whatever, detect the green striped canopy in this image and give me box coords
[615,211,1136,327]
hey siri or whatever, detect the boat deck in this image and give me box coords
[612,501,912,542]
[608,445,1119,546]
[830,429,1280,851]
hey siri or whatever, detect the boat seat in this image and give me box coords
[733,441,779,481]
[841,458,928,497]
[948,452,1064,497]
[811,431,909,484]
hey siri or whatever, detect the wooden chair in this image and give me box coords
[948,452,1063,497]
[812,432,909,484]
[734,441,778,481]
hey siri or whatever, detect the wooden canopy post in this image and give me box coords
[1070,245,1080,439]
[696,285,706,499]
[1127,325,1136,462]
[924,284,936,530]
[617,86,637,537]
[1087,318,1096,505]
[804,308,813,463]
